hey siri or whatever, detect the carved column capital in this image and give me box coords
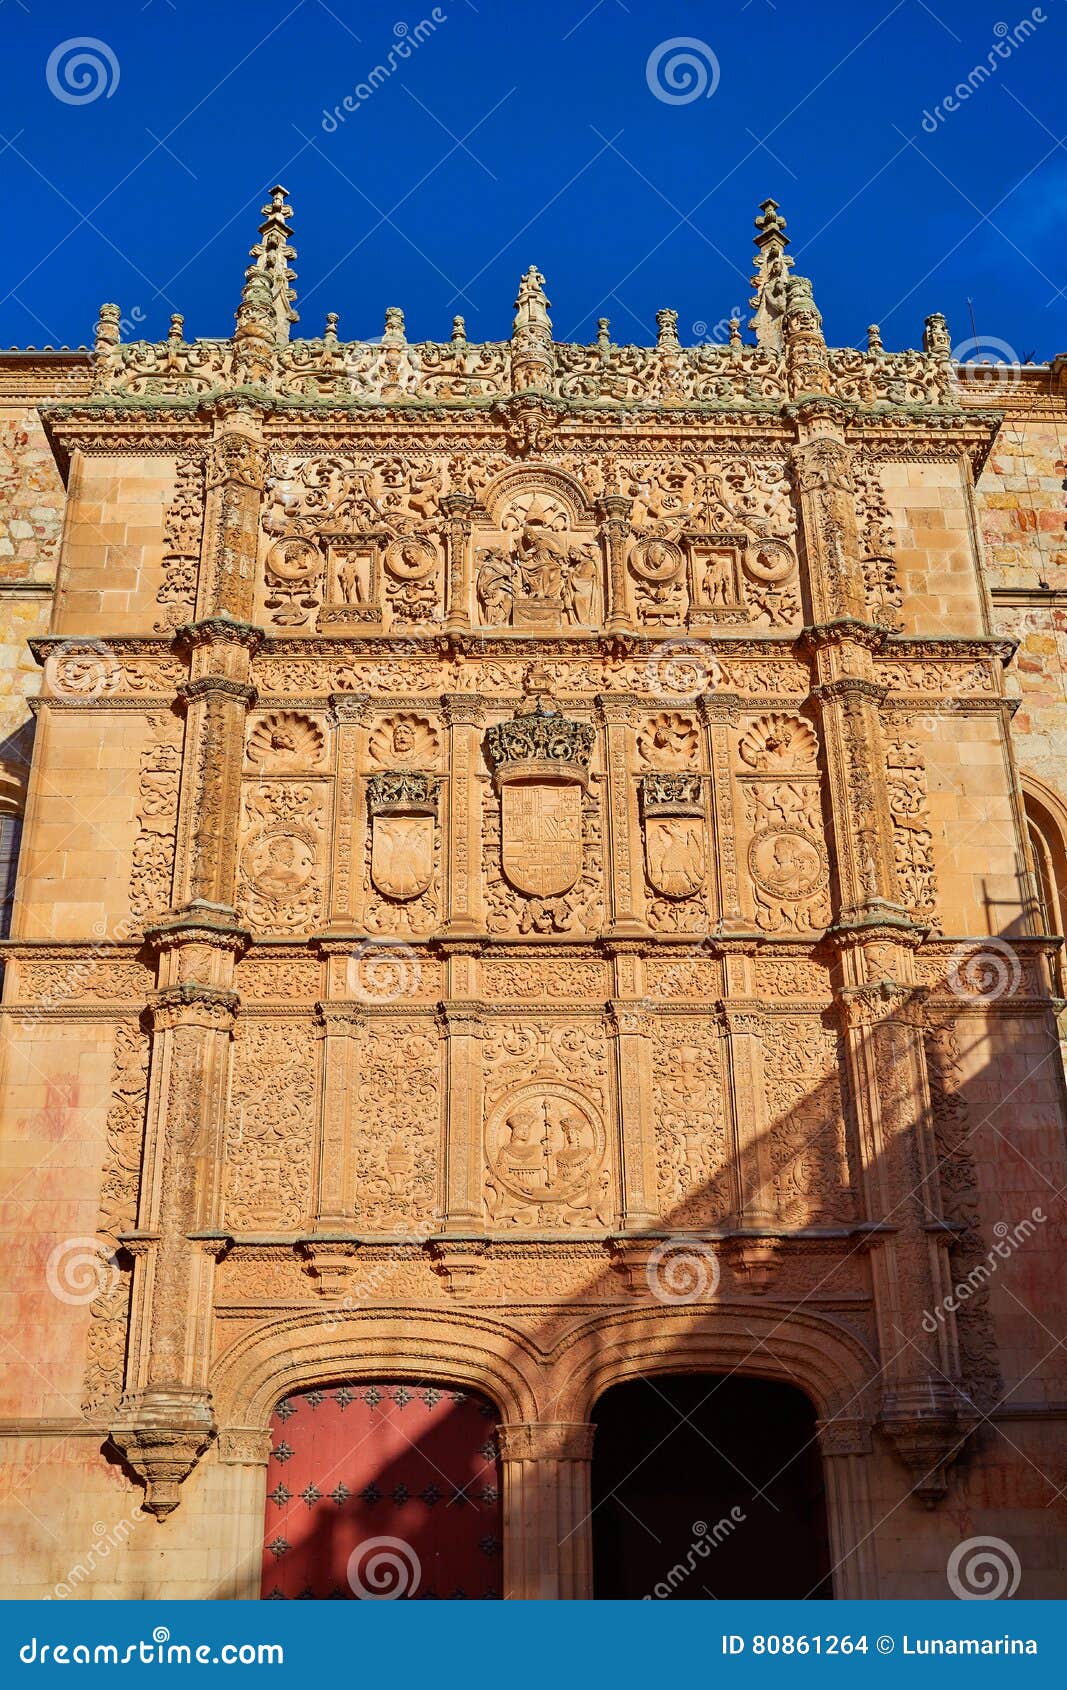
[441,692,486,728]
[498,1421,595,1463]
[148,982,239,1033]
[327,690,371,726]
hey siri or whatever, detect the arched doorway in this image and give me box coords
[261,1382,503,1599]
[591,1375,833,1599]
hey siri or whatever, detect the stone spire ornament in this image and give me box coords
[749,197,794,351]
[233,185,296,384]
[249,184,298,340]
[510,264,554,391]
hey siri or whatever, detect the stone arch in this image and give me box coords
[211,1308,543,1432]
[479,464,595,529]
[1021,773,1067,994]
[545,1302,880,1424]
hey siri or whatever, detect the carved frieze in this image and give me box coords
[225,1019,316,1230]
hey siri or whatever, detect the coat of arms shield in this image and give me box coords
[501,779,583,898]
[370,813,434,901]
[643,814,706,899]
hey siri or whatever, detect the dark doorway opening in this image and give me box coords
[592,1375,833,1599]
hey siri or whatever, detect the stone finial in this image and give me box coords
[168,313,184,344]
[451,314,467,343]
[596,317,611,353]
[510,264,554,391]
[323,312,339,345]
[728,318,742,349]
[923,312,951,357]
[94,302,121,354]
[244,183,298,342]
[783,274,829,398]
[382,305,406,346]
[656,308,680,350]
[867,323,884,355]
[749,196,794,351]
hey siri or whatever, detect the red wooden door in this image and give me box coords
[261,1383,503,1599]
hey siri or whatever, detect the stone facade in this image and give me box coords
[0,192,1065,1599]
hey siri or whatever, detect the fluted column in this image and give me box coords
[817,1418,878,1598]
[499,1422,595,1600]
[440,1000,486,1230]
[596,694,644,934]
[442,493,474,631]
[607,1000,657,1228]
[442,694,485,936]
[597,495,633,634]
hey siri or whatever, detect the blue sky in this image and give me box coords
[2,0,1066,359]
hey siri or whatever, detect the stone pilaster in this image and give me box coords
[607,1000,658,1228]
[195,404,268,622]
[790,410,866,626]
[717,999,776,1227]
[312,1003,364,1230]
[700,691,744,928]
[596,694,644,934]
[439,1000,486,1230]
[111,979,238,1517]
[441,492,474,631]
[596,495,633,633]
[172,618,262,916]
[442,694,484,936]
[327,692,371,927]
[836,981,974,1501]
[499,1422,595,1600]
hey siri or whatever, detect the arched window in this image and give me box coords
[1022,778,1067,998]
[0,754,28,943]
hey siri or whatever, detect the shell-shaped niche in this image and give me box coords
[637,712,700,768]
[246,711,326,772]
[368,713,442,768]
[738,713,819,771]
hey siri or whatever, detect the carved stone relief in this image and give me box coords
[483,1020,612,1226]
[238,783,326,932]
[761,1015,853,1225]
[225,1019,316,1230]
[736,715,830,932]
[352,1019,440,1226]
[652,1018,729,1226]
